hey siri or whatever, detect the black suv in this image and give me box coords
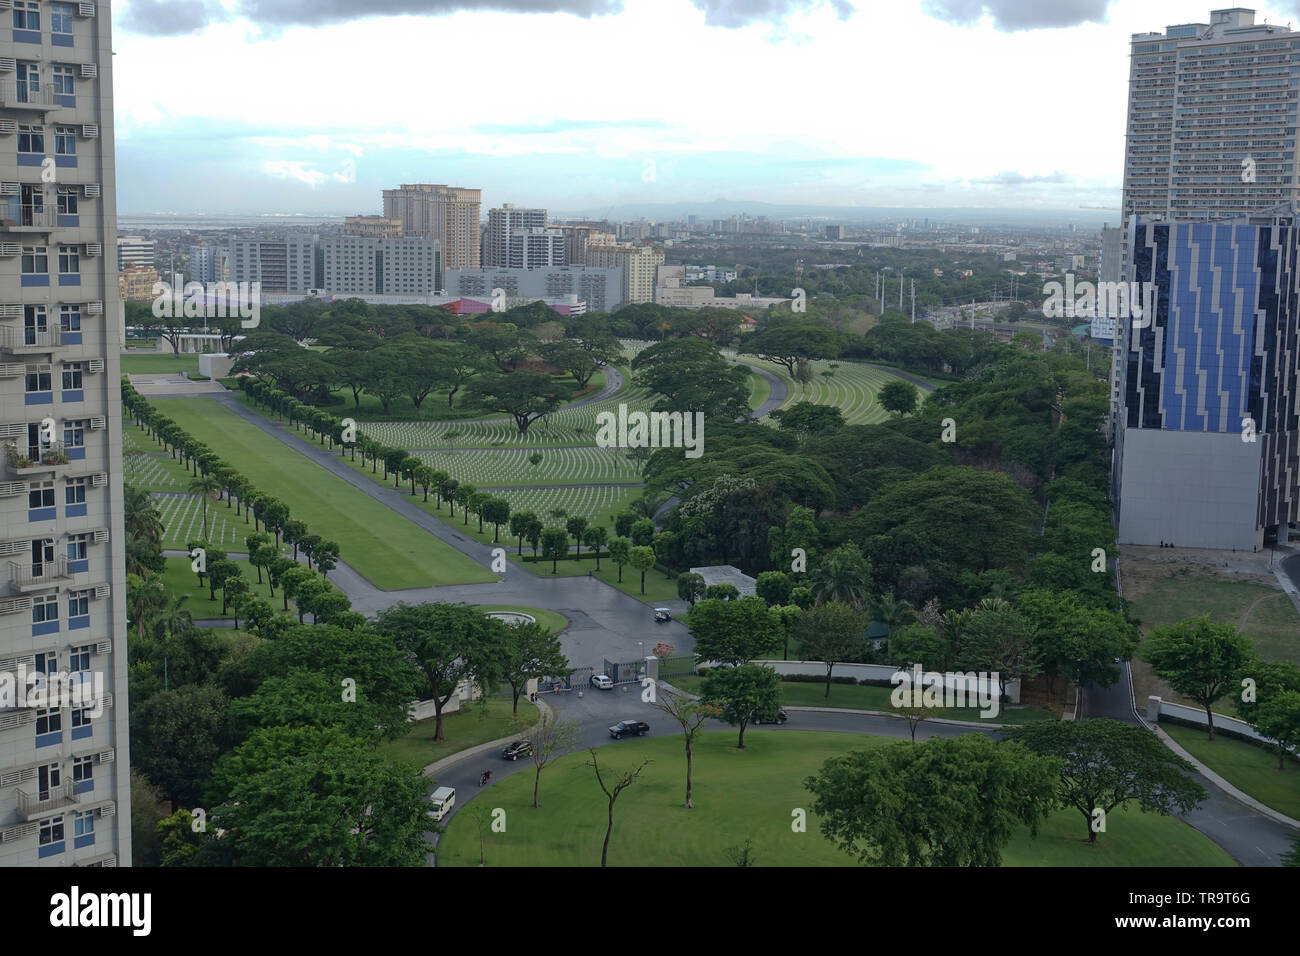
[608,720,650,739]
[502,740,533,760]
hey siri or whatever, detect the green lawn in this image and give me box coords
[378,698,540,769]
[159,555,304,622]
[1126,572,1300,666]
[121,353,201,376]
[148,397,495,590]
[668,675,1055,724]
[437,732,1234,867]
[474,606,570,635]
[1162,721,1300,821]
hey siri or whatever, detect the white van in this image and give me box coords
[429,786,455,821]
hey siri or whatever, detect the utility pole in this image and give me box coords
[899,271,904,311]
[910,279,915,323]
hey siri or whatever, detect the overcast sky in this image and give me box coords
[111,0,1300,217]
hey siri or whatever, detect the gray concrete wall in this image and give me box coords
[1117,426,1263,550]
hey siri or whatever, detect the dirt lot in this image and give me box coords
[1119,544,1300,712]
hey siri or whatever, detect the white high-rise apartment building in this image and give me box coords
[227,238,317,293]
[382,184,481,269]
[0,0,130,867]
[1123,8,1300,233]
[115,236,153,272]
[189,245,228,285]
[505,227,565,269]
[321,236,442,296]
[483,205,546,267]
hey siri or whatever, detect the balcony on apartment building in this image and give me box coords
[0,81,69,115]
[0,325,63,356]
[8,555,72,592]
[3,442,71,478]
[16,780,80,821]
[0,202,58,235]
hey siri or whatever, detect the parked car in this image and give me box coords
[502,740,533,761]
[591,674,614,689]
[428,786,455,821]
[753,708,788,725]
[609,720,650,739]
[654,608,672,623]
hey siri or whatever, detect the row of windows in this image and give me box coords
[17,125,78,156]
[13,2,75,35]
[23,363,85,393]
[31,590,95,624]
[21,245,80,275]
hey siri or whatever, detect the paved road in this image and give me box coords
[1084,665,1293,866]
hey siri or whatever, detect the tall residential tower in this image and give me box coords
[0,0,129,866]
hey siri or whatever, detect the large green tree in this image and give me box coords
[1140,616,1254,740]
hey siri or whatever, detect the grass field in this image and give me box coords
[121,353,201,376]
[1162,721,1300,821]
[411,446,644,487]
[148,397,495,590]
[1121,547,1300,709]
[159,555,299,621]
[668,675,1056,724]
[322,370,605,424]
[728,352,925,426]
[474,605,570,635]
[437,732,1234,867]
[378,698,540,769]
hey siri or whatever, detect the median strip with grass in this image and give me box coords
[148,396,495,590]
[1161,720,1300,821]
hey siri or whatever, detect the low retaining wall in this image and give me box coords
[1148,696,1296,755]
[703,659,1021,705]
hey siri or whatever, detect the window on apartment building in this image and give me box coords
[70,706,92,729]
[69,645,91,673]
[65,480,86,508]
[72,754,93,782]
[39,815,64,847]
[16,62,39,100]
[17,124,44,154]
[28,479,55,509]
[61,362,82,390]
[35,650,57,676]
[74,809,94,838]
[59,305,80,333]
[63,419,85,449]
[25,366,52,395]
[13,1,40,30]
[33,594,58,626]
[58,245,78,275]
[37,761,60,797]
[67,591,88,618]
[51,4,73,37]
[35,708,61,735]
[57,187,78,216]
[50,64,74,96]
[54,126,76,157]
[22,245,48,276]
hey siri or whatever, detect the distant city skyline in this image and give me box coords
[112,1,1300,217]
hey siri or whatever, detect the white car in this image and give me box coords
[591,674,614,689]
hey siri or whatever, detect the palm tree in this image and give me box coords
[150,593,194,691]
[124,484,164,548]
[868,590,914,637]
[125,533,158,579]
[188,474,223,541]
[126,573,166,645]
[808,544,870,610]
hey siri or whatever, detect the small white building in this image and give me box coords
[689,565,757,598]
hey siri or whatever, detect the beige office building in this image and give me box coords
[382,184,481,269]
[0,0,130,866]
[343,215,403,239]
[584,241,663,305]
